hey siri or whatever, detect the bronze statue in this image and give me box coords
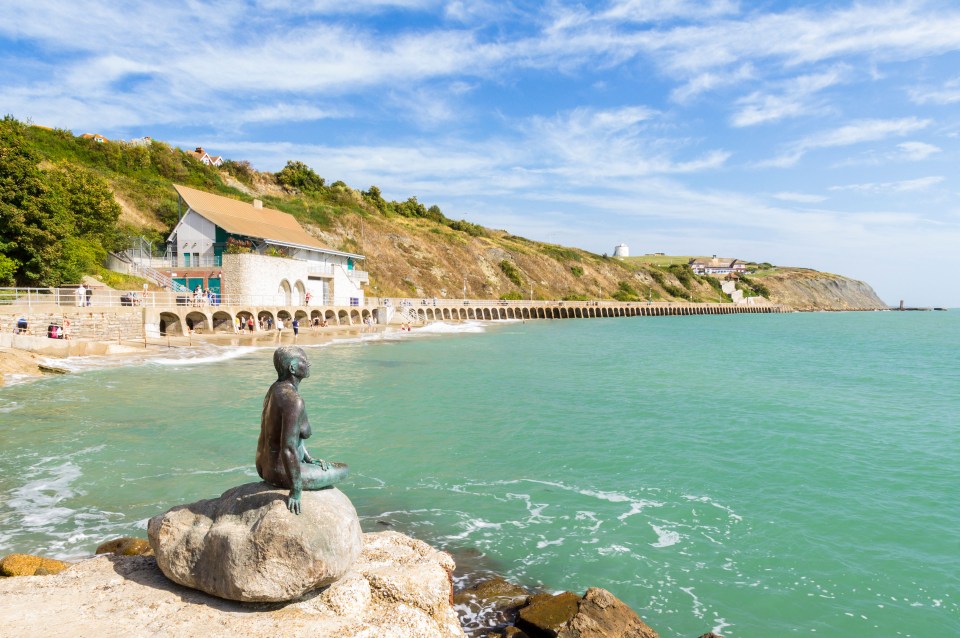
[256,346,348,514]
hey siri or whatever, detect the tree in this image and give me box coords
[0,116,123,286]
[362,185,388,214]
[0,116,60,285]
[275,160,325,192]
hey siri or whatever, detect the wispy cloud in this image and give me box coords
[830,176,945,194]
[772,192,828,204]
[730,67,847,127]
[760,117,932,167]
[909,77,960,105]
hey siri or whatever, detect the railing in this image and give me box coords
[0,288,356,309]
[129,262,189,293]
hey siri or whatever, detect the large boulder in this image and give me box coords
[148,482,362,602]
[515,588,659,638]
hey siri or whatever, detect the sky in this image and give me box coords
[2,1,959,307]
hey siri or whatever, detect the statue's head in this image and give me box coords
[274,346,311,380]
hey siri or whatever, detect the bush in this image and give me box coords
[275,160,325,192]
[570,265,584,277]
[500,290,523,300]
[499,260,524,288]
[612,280,640,302]
[666,264,695,290]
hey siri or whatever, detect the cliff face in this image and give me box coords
[758,269,888,311]
[310,214,885,311]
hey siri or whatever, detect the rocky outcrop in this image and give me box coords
[0,531,464,637]
[478,586,659,638]
[520,588,659,638]
[95,537,153,556]
[0,553,71,577]
[148,482,362,602]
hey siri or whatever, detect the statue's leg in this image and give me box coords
[300,461,349,490]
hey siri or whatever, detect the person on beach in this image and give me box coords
[248,316,255,332]
[292,318,299,338]
[76,285,85,307]
[256,346,348,514]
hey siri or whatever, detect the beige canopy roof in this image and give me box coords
[172,184,362,258]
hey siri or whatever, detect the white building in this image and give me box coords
[166,184,367,306]
[613,243,629,258]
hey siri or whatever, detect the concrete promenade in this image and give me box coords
[1,288,791,343]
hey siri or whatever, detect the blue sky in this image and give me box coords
[3,1,959,306]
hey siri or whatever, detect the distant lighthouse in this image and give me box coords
[613,243,629,258]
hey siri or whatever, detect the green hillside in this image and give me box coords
[0,116,887,309]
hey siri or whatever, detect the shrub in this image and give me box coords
[499,260,524,287]
[500,290,523,300]
[611,280,640,301]
[275,160,325,192]
[570,265,584,277]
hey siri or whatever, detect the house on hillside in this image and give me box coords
[689,256,748,275]
[189,147,224,167]
[164,184,367,306]
[81,133,108,143]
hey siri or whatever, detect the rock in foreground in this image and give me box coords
[148,482,362,602]
[513,587,659,638]
[0,531,464,638]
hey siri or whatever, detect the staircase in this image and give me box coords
[110,251,189,293]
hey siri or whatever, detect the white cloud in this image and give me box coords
[598,0,740,23]
[830,176,945,194]
[671,64,754,104]
[772,192,828,204]
[730,67,846,127]
[909,77,960,105]
[895,141,941,161]
[761,117,931,167]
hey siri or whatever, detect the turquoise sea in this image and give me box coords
[1,311,957,637]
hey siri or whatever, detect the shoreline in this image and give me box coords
[0,323,395,386]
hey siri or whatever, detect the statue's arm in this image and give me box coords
[280,393,305,514]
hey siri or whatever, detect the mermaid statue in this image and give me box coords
[256,346,348,514]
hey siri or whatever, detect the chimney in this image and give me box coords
[253,199,263,209]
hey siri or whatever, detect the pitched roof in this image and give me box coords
[172,184,362,258]
[690,256,738,268]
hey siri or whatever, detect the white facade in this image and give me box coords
[222,253,365,306]
[613,243,629,258]
[173,210,218,267]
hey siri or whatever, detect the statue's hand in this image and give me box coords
[288,491,302,515]
[311,458,330,471]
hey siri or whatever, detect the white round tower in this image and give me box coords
[613,243,629,258]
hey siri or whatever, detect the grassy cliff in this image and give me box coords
[8,120,887,310]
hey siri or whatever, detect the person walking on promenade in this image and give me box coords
[292,318,299,338]
[75,285,85,307]
[85,286,92,307]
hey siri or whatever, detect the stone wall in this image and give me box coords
[222,253,313,304]
[0,308,144,342]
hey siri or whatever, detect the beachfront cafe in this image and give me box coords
[148,184,368,306]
